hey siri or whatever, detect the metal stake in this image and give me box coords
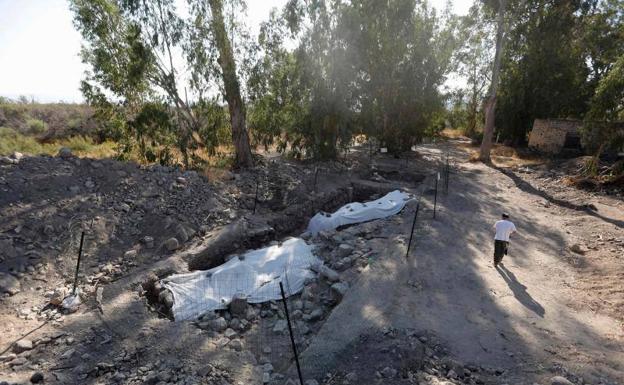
[405,202,420,259]
[279,281,304,385]
[253,180,259,214]
[72,231,85,295]
[433,173,439,219]
[313,167,319,192]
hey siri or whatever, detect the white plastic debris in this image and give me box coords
[61,292,82,313]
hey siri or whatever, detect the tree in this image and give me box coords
[71,0,253,168]
[207,0,254,168]
[479,0,509,161]
[582,53,624,158]
[249,0,453,158]
[453,4,494,137]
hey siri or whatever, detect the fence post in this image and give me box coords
[72,231,85,295]
[405,202,420,259]
[313,167,319,192]
[279,281,304,385]
[433,173,439,219]
[253,180,259,214]
[445,153,449,194]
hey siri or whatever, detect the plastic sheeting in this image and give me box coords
[307,189,413,235]
[162,237,320,321]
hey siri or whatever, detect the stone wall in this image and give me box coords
[528,119,583,154]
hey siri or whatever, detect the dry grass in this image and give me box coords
[462,142,544,168]
[440,128,467,139]
[0,127,116,158]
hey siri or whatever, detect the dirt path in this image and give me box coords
[299,140,624,384]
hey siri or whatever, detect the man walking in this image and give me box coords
[493,213,516,267]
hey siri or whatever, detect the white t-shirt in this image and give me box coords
[494,220,516,241]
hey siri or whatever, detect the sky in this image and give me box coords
[0,0,472,103]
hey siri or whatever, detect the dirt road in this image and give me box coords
[299,140,624,384]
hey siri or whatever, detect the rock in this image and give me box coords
[0,272,21,295]
[229,295,248,318]
[273,320,288,334]
[13,339,33,353]
[245,307,257,321]
[30,371,44,383]
[308,308,323,322]
[398,342,425,372]
[175,224,189,243]
[229,339,243,351]
[330,282,348,301]
[9,356,28,367]
[0,353,16,362]
[224,328,237,339]
[570,243,588,255]
[158,289,174,308]
[345,372,358,382]
[49,287,68,306]
[211,317,228,332]
[229,317,241,330]
[550,376,574,385]
[380,367,397,378]
[124,249,138,259]
[58,147,72,159]
[311,264,340,282]
[142,236,155,248]
[336,244,354,259]
[164,237,179,251]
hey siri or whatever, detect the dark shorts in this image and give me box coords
[494,240,508,264]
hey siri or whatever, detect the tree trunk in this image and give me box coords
[208,0,253,168]
[479,0,508,162]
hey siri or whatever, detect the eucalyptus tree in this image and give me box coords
[453,4,494,137]
[71,0,254,168]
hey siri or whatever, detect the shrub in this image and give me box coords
[26,118,46,134]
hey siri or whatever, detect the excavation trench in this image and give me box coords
[143,178,410,318]
[184,179,405,271]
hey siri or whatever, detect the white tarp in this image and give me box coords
[162,237,320,321]
[307,189,413,235]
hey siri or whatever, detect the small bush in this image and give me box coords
[26,118,46,134]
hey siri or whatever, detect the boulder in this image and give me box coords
[398,341,425,372]
[142,236,155,248]
[311,264,340,282]
[569,243,588,255]
[550,376,574,385]
[211,317,228,332]
[49,287,68,306]
[273,320,288,334]
[58,147,73,159]
[164,238,179,251]
[30,371,44,384]
[330,282,349,301]
[229,295,249,318]
[336,244,354,259]
[13,339,33,353]
[0,272,21,295]
[158,289,174,309]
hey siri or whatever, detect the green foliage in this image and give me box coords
[25,118,46,135]
[582,53,624,154]
[248,0,453,159]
